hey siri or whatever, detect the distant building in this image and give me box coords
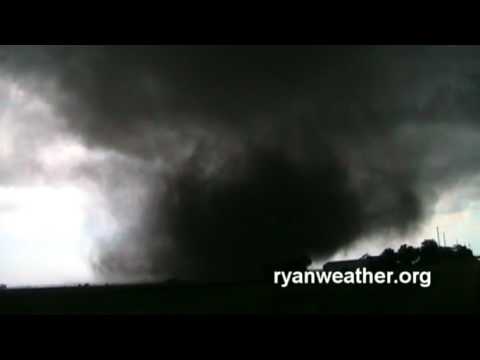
[323,241,478,272]
[323,255,372,272]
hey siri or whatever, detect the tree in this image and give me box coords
[398,244,419,266]
[420,239,440,264]
[453,245,474,259]
[421,239,439,250]
[377,248,397,268]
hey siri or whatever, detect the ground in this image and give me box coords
[0,262,479,314]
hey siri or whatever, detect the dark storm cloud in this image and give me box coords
[3,45,480,281]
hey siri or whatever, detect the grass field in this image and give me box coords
[1,262,479,314]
